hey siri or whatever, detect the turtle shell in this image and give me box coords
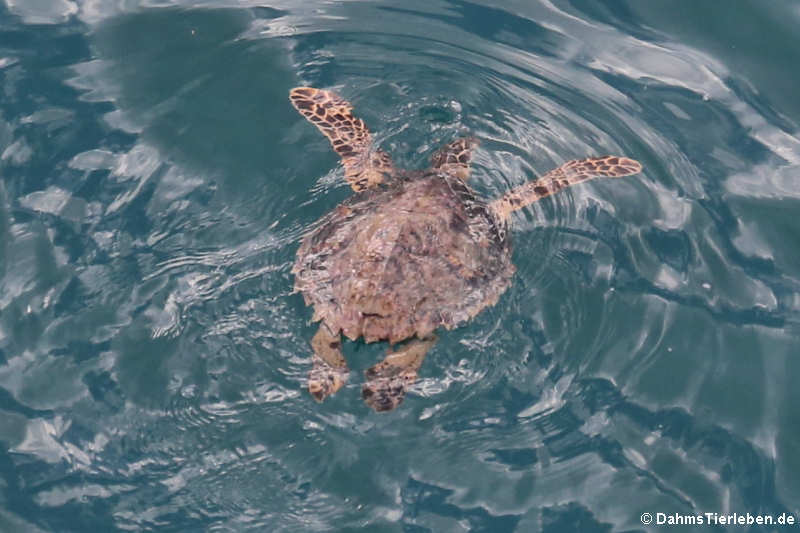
[293,172,515,343]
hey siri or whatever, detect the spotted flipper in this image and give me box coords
[490,156,642,220]
[308,324,349,402]
[290,87,394,191]
[430,137,478,180]
[362,336,436,412]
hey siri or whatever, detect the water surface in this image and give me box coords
[1,0,800,531]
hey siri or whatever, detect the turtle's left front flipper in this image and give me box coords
[290,87,394,192]
[490,156,641,221]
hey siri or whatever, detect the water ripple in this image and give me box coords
[1,0,799,531]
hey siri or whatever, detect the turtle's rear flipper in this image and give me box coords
[308,324,349,402]
[430,137,478,180]
[362,336,436,412]
[490,156,642,221]
[290,87,394,192]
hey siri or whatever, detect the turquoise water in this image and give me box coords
[1,0,800,531]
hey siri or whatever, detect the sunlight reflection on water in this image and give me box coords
[1,0,799,531]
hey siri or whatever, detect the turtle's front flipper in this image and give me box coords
[490,156,642,221]
[430,137,478,180]
[362,336,436,412]
[290,87,394,192]
[308,323,349,402]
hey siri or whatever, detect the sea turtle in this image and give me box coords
[290,87,641,412]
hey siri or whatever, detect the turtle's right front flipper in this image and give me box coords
[290,87,394,192]
[490,156,642,221]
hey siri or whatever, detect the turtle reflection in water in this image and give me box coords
[289,87,641,412]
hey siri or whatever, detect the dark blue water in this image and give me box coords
[1,1,799,531]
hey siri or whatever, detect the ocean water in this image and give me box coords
[1,0,799,531]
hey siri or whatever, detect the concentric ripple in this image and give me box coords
[1,0,799,531]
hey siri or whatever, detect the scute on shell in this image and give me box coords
[293,173,515,344]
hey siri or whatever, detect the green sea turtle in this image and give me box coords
[290,87,641,412]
